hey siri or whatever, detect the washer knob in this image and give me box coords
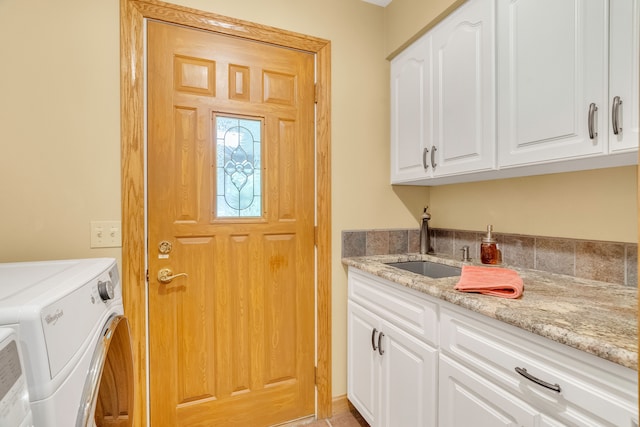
[97,280,115,301]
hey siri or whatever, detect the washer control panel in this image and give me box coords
[97,280,114,301]
[0,329,33,427]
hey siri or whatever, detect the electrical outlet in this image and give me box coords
[90,221,122,248]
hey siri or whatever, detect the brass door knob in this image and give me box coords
[157,268,188,284]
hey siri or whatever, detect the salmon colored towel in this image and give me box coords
[454,265,524,299]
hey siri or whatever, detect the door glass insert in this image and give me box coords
[215,115,262,218]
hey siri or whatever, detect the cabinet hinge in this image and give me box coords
[314,366,318,385]
[314,83,319,104]
[314,226,319,247]
[146,269,149,283]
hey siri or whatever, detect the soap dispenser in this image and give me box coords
[481,225,499,264]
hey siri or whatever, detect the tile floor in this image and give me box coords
[290,410,369,427]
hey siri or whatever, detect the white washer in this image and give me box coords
[0,328,33,427]
[0,258,133,427]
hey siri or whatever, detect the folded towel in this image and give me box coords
[454,265,524,299]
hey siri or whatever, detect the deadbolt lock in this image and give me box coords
[158,240,172,254]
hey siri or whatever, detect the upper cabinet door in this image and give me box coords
[497,0,609,167]
[609,0,639,153]
[432,0,496,176]
[390,34,432,183]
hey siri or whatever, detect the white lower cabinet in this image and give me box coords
[440,305,638,427]
[347,269,438,427]
[347,301,380,424]
[348,302,438,427]
[439,355,563,427]
[347,267,639,427]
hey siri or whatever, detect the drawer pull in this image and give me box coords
[371,328,378,351]
[378,332,385,355]
[515,367,561,393]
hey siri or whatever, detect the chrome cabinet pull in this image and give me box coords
[371,328,378,351]
[377,332,385,355]
[515,367,561,393]
[612,96,622,135]
[422,147,429,170]
[430,145,437,170]
[588,103,598,139]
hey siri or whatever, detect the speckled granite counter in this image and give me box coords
[343,253,638,371]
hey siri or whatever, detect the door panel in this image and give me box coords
[147,21,315,427]
[497,0,608,166]
[432,0,495,176]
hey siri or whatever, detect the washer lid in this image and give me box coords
[0,260,78,302]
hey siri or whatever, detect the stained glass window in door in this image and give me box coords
[215,115,262,217]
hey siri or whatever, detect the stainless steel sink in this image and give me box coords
[387,261,461,278]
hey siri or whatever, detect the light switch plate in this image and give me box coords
[90,220,122,248]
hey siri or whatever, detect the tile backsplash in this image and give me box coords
[342,228,638,287]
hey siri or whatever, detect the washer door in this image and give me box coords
[76,314,134,427]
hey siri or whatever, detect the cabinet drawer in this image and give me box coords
[440,305,638,426]
[348,268,438,346]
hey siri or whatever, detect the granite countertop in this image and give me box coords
[343,253,638,371]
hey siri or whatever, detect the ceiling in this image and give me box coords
[362,0,392,6]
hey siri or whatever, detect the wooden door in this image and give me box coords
[147,21,315,427]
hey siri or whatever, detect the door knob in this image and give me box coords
[157,268,188,284]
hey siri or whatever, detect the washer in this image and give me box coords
[0,258,133,427]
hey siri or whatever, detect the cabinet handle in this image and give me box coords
[515,367,561,393]
[377,332,385,355]
[588,102,598,139]
[612,96,622,135]
[422,147,429,170]
[371,328,378,351]
[430,145,437,170]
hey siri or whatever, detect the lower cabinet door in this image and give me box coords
[439,355,541,427]
[380,321,438,427]
[347,301,380,425]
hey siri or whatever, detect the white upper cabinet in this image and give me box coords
[609,0,640,153]
[497,0,639,167]
[390,0,495,184]
[390,34,432,182]
[497,0,607,166]
[432,0,496,177]
[390,0,638,186]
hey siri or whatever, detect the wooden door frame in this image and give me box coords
[120,1,332,425]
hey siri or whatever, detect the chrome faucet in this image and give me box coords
[461,245,471,262]
[419,207,433,254]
